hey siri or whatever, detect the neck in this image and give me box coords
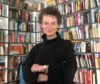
[47,34,57,40]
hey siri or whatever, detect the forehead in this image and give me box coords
[42,15,57,21]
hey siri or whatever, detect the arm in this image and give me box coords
[48,41,77,84]
[22,46,39,84]
[23,45,48,83]
[31,64,48,82]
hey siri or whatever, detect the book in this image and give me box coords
[58,0,65,3]
[95,54,100,68]
[46,0,56,6]
[0,44,4,55]
[96,70,100,84]
[0,17,8,29]
[31,33,36,43]
[0,69,5,83]
[0,3,2,16]
[8,70,17,81]
[74,69,96,84]
[9,44,24,55]
[8,56,19,69]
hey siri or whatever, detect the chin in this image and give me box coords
[46,33,54,37]
[45,31,56,36]
[46,34,54,37]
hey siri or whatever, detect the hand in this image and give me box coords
[31,64,44,72]
[37,73,48,82]
[43,65,49,73]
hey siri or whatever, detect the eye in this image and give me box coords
[44,22,48,25]
[51,22,56,25]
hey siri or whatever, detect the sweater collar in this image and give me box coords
[41,32,61,43]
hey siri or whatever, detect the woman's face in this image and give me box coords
[40,15,59,37]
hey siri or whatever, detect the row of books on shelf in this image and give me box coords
[74,69,100,84]
[0,69,18,83]
[23,1,44,11]
[9,20,38,32]
[0,55,24,69]
[58,0,100,15]
[9,0,24,8]
[1,0,99,17]
[8,56,24,69]
[75,24,97,39]
[0,0,8,4]
[62,23,100,40]
[0,19,41,32]
[0,67,24,82]
[65,8,100,27]
[9,44,33,55]
[0,31,42,43]
[76,53,100,68]
[73,41,100,53]
[0,3,8,17]
[9,0,45,11]
[9,32,36,43]
[0,44,34,55]
[9,9,39,21]
[3,0,55,11]
[0,56,25,83]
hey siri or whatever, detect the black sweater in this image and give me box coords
[23,32,77,84]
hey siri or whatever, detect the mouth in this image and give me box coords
[46,30,52,32]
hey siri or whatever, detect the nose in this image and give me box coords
[47,23,52,29]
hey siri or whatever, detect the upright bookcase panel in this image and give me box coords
[0,0,9,83]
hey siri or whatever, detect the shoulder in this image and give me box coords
[31,43,43,50]
[61,39,73,46]
[57,39,73,50]
[29,43,43,54]
[59,39,74,52]
[61,40,75,54]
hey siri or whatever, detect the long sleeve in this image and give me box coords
[22,46,39,84]
[48,41,77,84]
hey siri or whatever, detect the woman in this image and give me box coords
[23,6,77,84]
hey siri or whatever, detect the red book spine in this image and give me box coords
[0,3,2,16]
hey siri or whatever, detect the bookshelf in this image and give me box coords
[0,0,44,83]
[0,0,9,83]
[56,0,100,84]
[8,0,40,83]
